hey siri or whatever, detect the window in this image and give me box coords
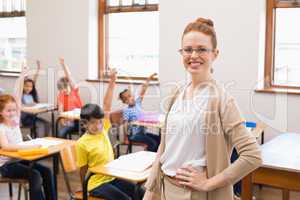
[0,0,26,74]
[264,0,300,90]
[99,0,159,80]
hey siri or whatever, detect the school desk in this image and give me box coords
[242,133,300,200]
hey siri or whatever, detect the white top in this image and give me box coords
[0,123,23,167]
[161,85,209,176]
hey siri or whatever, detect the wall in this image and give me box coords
[159,0,300,140]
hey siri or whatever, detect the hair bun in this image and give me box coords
[195,18,214,28]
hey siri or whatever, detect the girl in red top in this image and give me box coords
[57,58,83,138]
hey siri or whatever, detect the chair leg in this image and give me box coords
[17,184,22,200]
[23,184,29,200]
[8,182,13,197]
[128,143,133,153]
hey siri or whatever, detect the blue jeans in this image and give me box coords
[130,132,160,152]
[90,179,144,200]
[58,120,79,138]
[0,160,56,200]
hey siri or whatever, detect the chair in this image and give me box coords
[249,121,266,144]
[59,144,103,200]
[109,110,147,158]
[0,176,29,200]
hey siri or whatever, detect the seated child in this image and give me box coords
[119,73,160,152]
[57,58,83,138]
[0,65,56,200]
[21,60,50,137]
[76,69,144,200]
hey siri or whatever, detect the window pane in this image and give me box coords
[107,12,159,78]
[0,17,26,72]
[108,0,120,6]
[274,8,300,86]
[147,0,159,4]
[121,0,133,6]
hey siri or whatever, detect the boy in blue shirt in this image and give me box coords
[119,73,160,152]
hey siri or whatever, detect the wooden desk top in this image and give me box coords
[0,137,76,161]
[22,104,57,114]
[58,109,81,120]
[261,133,300,173]
[89,165,151,183]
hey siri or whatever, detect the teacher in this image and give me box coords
[143,17,262,200]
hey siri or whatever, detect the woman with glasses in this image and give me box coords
[142,17,262,200]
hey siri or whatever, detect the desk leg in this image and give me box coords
[53,153,58,199]
[32,115,37,138]
[242,173,253,200]
[283,189,290,200]
[51,111,55,137]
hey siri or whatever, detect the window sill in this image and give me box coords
[255,87,300,95]
[86,78,160,85]
[0,71,20,77]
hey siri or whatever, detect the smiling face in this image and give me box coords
[0,101,18,124]
[181,31,218,77]
[86,118,103,134]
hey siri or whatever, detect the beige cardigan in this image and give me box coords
[145,79,262,200]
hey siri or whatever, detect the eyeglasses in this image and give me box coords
[178,47,214,56]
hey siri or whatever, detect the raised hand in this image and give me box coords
[36,60,41,69]
[148,73,158,80]
[108,68,117,82]
[59,57,65,66]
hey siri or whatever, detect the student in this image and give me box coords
[21,60,51,137]
[119,73,160,152]
[0,65,56,200]
[57,58,83,138]
[76,69,144,200]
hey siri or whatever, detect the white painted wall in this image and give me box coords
[159,0,300,140]
[1,0,300,140]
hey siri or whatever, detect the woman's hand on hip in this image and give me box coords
[175,166,212,192]
[143,190,154,200]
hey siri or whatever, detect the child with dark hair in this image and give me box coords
[21,60,50,137]
[76,69,144,200]
[119,73,160,152]
[57,58,83,138]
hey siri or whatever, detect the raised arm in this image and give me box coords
[139,73,157,101]
[59,58,76,89]
[103,69,117,119]
[32,60,41,83]
[14,62,27,116]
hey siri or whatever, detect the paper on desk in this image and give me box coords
[24,103,53,109]
[19,138,63,148]
[105,151,156,172]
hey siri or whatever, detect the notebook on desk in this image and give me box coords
[138,112,164,123]
[23,103,54,110]
[105,151,156,172]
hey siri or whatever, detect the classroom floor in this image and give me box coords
[0,159,300,200]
